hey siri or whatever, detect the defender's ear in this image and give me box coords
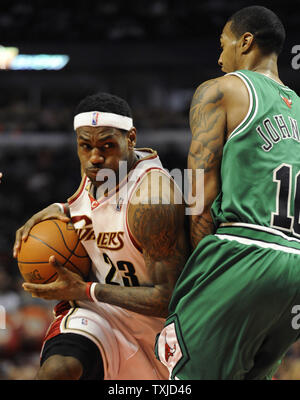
[240,32,255,54]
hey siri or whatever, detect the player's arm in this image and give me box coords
[188,78,227,250]
[92,173,188,317]
[120,171,189,316]
[13,202,70,257]
[188,75,249,249]
[23,171,189,317]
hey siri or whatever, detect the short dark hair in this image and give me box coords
[227,6,286,55]
[74,92,132,118]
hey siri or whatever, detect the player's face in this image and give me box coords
[76,126,136,187]
[218,22,239,73]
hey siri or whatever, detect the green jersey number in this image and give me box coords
[271,163,300,236]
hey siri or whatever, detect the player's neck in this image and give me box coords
[127,150,139,172]
[244,54,284,85]
[93,151,139,200]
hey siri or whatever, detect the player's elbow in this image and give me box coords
[151,303,169,318]
[152,287,172,318]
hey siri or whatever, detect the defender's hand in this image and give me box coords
[13,203,70,258]
[22,256,88,301]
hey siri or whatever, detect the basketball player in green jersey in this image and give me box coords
[156,6,300,379]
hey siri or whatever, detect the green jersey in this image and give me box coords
[156,70,300,380]
[211,70,300,238]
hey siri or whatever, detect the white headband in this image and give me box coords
[74,111,133,131]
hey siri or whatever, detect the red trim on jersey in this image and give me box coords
[85,149,159,210]
[126,220,143,254]
[42,301,72,344]
[68,175,88,205]
[88,177,126,208]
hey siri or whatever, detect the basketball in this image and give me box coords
[17,219,90,284]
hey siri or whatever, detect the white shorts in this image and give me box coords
[42,301,168,380]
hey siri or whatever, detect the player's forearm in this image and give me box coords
[89,255,185,317]
[91,283,170,317]
[190,209,215,250]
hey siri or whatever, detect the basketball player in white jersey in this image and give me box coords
[13,92,189,380]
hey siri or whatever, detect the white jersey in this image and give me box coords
[68,148,168,288]
[64,148,171,379]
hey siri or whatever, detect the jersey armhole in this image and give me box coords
[226,71,258,141]
[68,175,88,205]
[124,167,165,254]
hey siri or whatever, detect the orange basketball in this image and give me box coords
[17,219,90,284]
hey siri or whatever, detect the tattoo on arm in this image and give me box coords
[125,199,188,316]
[189,79,224,168]
[188,79,226,248]
[94,172,189,318]
[132,202,180,260]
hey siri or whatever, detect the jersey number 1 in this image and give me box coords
[271,163,300,235]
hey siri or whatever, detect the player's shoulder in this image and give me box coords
[129,168,182,208]
[193,74,247,102]
[219,73,249,93]
[126,167,185,249]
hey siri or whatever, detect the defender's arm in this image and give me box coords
[188,78,226,249]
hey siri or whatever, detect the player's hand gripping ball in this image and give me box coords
[17,219,90,283]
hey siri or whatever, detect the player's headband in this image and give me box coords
[74,111,133,131]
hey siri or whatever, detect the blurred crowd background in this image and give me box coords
[0,0,299,380]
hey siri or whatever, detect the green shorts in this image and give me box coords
[155,224,300,379]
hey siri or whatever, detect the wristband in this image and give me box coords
[85,282,98,302]
[85,282,93,301]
